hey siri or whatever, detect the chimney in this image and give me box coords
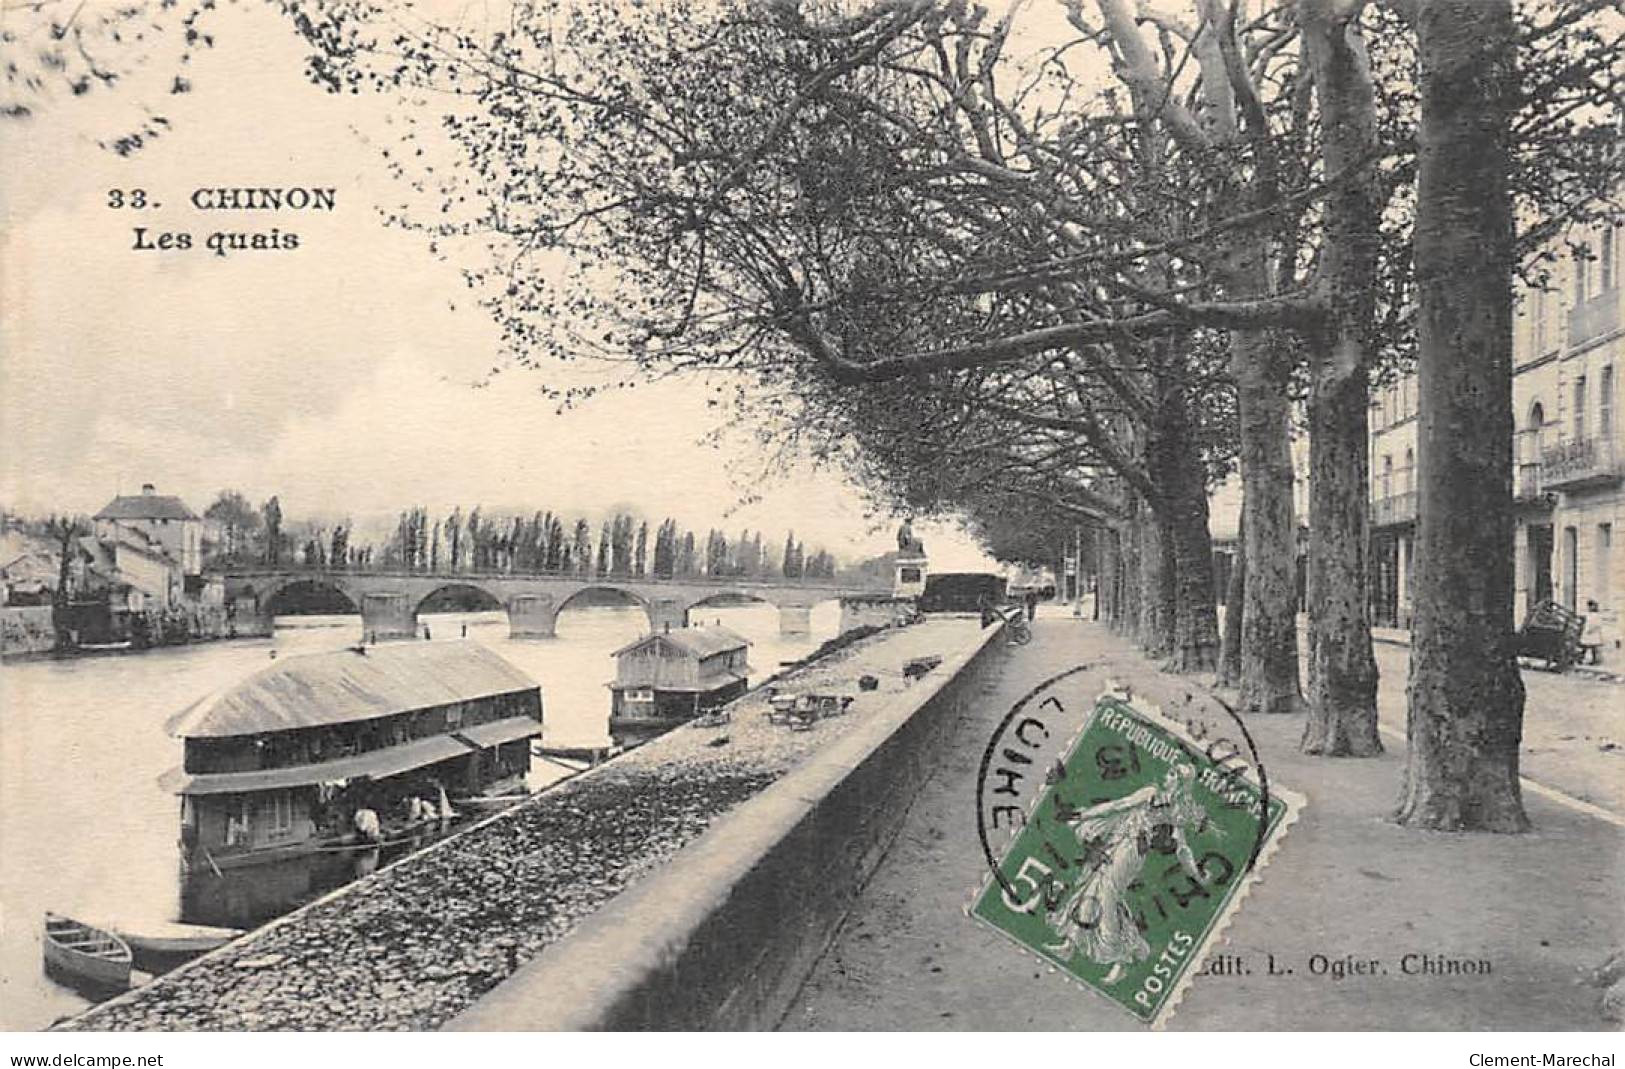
[141,483,156,495]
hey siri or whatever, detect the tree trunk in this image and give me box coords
[1304,351,1382,754]
[52,524,75,651]
[1147,384,1221,673]
[1218,514,1245,687]
[1157,514,1180,660]
[1300,0,1381,756]
[1119,512,1142,637]
[1137,502,1174,657]
[1164,493,1220,673]
[1089,535,1101,621]
[1399,0,1528,831]
[1097,531,1116,625]
[1108,526,1127,629]
[1232,326,1306,714]
[1105,523,1118,623]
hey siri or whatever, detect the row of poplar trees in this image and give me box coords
[376,507,837,581]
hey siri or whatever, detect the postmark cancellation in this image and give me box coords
[969,683,1303,1028]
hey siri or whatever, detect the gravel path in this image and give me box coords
[61,617,981,1031]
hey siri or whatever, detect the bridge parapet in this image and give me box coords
[217,568,886,638]
[214,566,884,595]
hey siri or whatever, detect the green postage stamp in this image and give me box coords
[970,691,1301,1027]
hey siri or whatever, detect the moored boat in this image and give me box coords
[113,920,243,975]
[160,641,543,869]
[449,791,529,814]
[42,913,132,996]
[607,626,752,747]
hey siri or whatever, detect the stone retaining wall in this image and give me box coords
[449,616,1006,1031]
[0,605,55,655]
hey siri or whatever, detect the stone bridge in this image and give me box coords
[215,569,899,640]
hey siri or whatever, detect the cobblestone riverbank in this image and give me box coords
[61,616,984,1031]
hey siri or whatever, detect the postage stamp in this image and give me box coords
[969,687,1302,1028]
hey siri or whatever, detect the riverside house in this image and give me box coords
[94,483,203,577]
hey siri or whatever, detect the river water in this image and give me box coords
[0,602,839,1029]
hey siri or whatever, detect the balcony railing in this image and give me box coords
[1568,291,1621,349]
[1541,435,1622,490]
[1370,491,1418,528]
[1514,462,1549,504]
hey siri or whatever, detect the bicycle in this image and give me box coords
[1004,612,1032,646]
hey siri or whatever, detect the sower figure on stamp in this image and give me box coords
[1045,764,1215,984]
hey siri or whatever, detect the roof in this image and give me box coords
[109,531,175,563]
[0,551,57,580]
[0,531,53,564]
[611,625,750,660]
[160,715,541,795]
[95,494,200,522]
[75,536,118,578]
[165,641,540,739]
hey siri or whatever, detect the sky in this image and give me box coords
[0,4,999,569]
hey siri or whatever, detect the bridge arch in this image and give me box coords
[414,582,507,618]
[685,588,780,613]
[555,584,648,613]
[406,582,511,641]
[261,577,361,618]
[555,581,676,633]
[244,577,367,644]
[685,589,841,638]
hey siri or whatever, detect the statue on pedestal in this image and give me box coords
[897,518,925,557]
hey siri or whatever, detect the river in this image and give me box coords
[0,601,839,1029]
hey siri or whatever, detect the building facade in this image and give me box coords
[1513,217,1621,652]
[1367,376,1419,628]
[93,484,203,576]
[1370,217,1622,661]
[608,626,751,746]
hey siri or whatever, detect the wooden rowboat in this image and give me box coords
[114,921,243,975]
[43,913,132,995]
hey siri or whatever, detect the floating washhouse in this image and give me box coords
[608,626,751,746]
[161,641,542,867]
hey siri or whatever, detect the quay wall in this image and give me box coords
[449,616,1006,1031]
[2,602,246,660]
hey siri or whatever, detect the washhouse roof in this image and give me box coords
[165,640,539,739]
